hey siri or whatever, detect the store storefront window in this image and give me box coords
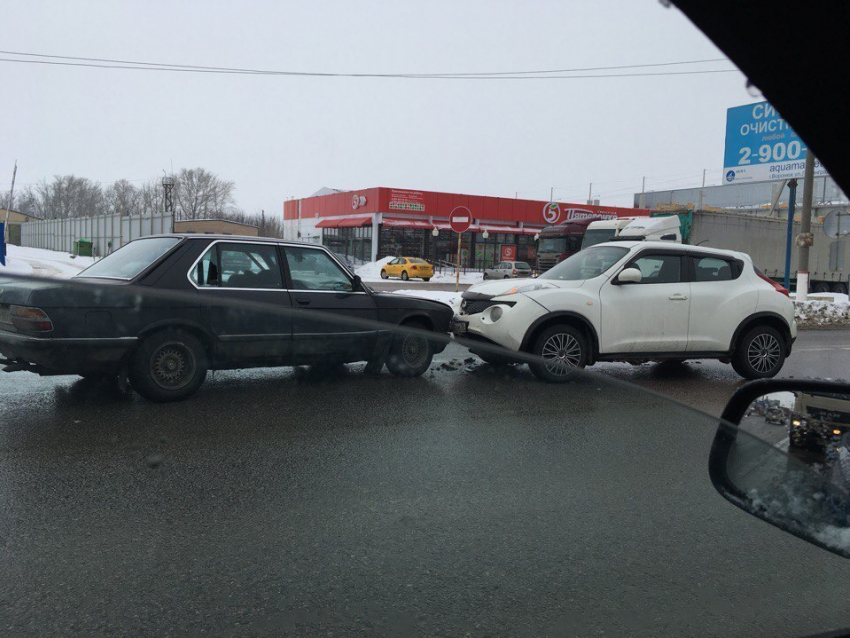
[322,226,372,264]
[378,227,425,259]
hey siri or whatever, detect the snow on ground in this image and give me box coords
[795,299,850,328]
[0,245,94,279]
[791,292,849,304]
[788,291,850,328]
[356,257,483,284]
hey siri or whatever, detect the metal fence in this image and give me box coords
[21,212,173,256]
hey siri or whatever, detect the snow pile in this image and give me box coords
[0,252,34,276]
[355,256,484,284]
[795,298,850,328]
[1,245,94,279]
[355,256,394,281]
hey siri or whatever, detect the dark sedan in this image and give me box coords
[0,235,453,401]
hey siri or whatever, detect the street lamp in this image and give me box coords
[534,233,540,241]
[432,228,439,237]
[482,229,489,239]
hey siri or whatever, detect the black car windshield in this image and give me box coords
[539,245,629,281]
[75,237,181,280]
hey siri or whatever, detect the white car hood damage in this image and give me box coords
[465,278,587,298]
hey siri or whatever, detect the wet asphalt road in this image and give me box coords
[1,330,850,637]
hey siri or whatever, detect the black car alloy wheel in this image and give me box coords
[150,341,197,390]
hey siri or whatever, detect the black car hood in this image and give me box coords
[371,291,453,313]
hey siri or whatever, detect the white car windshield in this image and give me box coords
[539,245,629,281]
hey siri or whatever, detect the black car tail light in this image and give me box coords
[10,306,54,333]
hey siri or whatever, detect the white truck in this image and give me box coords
[581,216,682,249]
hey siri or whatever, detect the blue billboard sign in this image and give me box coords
[723,101,826,183]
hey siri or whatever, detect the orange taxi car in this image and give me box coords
[380,257,434,282]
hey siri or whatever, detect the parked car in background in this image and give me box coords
[453,241,796,381]
[483,261,533,280]
[380,257,434,281]
[0,235,453,402]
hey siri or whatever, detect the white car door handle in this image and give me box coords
[668,293,688,301]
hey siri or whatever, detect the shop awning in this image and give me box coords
[431,221,481,232]
[517,227,545,236]
[337,215,373,228]
[315,218,341,229]
[479,224,522,234]
[381,217,433,229]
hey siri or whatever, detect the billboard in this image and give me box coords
[723,101,827,184]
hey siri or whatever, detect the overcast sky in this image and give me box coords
[3,0,756,215]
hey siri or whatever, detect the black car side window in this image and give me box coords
[629,254,682,284]
[194,246,219,287]
[693,256,735,282]
[218,243,283,289]
[284,247,354,292]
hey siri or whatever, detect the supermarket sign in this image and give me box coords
[723,101,827,183]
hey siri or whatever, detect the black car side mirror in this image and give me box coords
[351,274,363,291]
[711,379,850,558]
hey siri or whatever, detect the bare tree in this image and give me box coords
[173,168,236,220]
[104,179,141,217]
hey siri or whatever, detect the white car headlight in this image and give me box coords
[499,283,554,296]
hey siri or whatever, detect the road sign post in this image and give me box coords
[449,206,472,292]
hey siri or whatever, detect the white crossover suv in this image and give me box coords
[452,241,797,382]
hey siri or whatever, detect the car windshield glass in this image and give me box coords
[75,237,181,280]
[582,229,616,248]
[409,258,429,264]
[539,246,629,281]
[538,237,566,253]
[515,262,531,269]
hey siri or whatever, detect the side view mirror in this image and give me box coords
[614,267,642,284]
[351,274,363,291]
[660,233,677,241]
[711,379,850,558]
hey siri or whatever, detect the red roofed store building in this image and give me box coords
[283,187,649,268]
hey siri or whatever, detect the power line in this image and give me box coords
[0,49,731,77]
[0,51,739,80]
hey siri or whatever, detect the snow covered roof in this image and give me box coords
[310,187,348,197]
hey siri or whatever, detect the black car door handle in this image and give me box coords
[295,297,311,305]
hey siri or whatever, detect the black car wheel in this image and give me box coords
[483,272,489,280]
[422,277,431,282]
[129,330,209,402]
[813,282,831,293]
[386,322,433,377]
[731,325,786,380]
[401,271,409,281]
[529,324,588,382]
[380,269,389,280]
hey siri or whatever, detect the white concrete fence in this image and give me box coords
[21,212,173,256]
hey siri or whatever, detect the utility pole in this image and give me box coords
[3,161,17,241]
[550,186,554,203]
[639,176,646,209]
[699,169,706,211]
[796,150,816,301]
[587,183,593,204]
[784,179,798,291]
